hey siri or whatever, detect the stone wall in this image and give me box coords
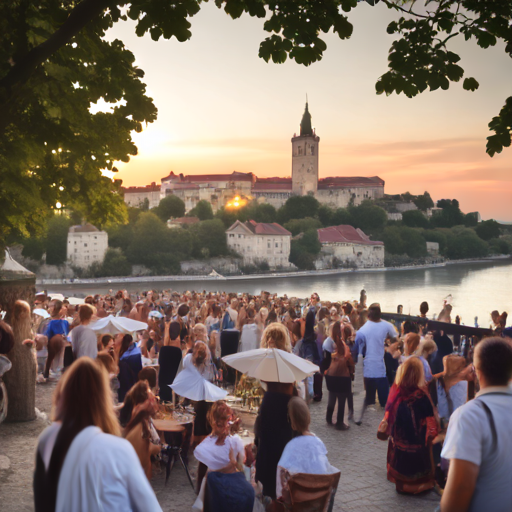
[180,257,240,275]
[316,185,384,209]
[315,243,385,270]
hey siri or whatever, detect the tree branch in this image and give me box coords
[0,0,112,124]
[380,0,430,19]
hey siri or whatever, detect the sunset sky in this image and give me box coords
[104,3,512,221]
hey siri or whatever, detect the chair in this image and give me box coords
[287,472,340,512]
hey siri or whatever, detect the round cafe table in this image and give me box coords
[153,417,195,491]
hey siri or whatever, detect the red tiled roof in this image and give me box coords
[69,223,100,233]
[253,182,293,191]
[318,176,384,189]
[227,220,291,236]
[246,220,291,236]
[123,184,161,193]
[181,171,254,183]
[317,225,383,245]
[169,217,200,225]
[161,171,178,182]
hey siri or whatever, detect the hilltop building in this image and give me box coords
[122,103,385,213]
[226,220,292,269]
[67,224,108,268]
[315,225,384,269]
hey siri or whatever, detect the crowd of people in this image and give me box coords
[0,287,511,512]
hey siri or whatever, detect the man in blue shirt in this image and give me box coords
[353,303,397,425]
[43,299,70,378]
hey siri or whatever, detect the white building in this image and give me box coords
[67,224,108,268]
[315,225,384,269]
[226,220,292,269]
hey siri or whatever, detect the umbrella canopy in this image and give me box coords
[33,308,50,319]
[170,365,227,402]
[67,297,85,305]
[89,315,147,335]
[222,348,319,383]
[148,310,163,319]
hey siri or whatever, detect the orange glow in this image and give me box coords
[225,195,248,209]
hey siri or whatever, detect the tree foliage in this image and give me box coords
[383,225,427,258]
[289,228,322,270]
[3,0,511,253]
[446,230,489,259]
[45,215,71,265]
[278,195,320,223]
[431,199,465,228]
[190,219,228,258]
[413,191,434,212]
[349,201,387,233]
[188,200,214,221]
[475,219,501,241]
[402,209,430,229]
[153,195,185,221]
[284,217,322,236]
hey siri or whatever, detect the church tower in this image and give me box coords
[292,101,320,195]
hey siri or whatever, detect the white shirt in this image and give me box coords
[322,337,336,354]
[441,386,512,512]
[70,325,98,360]
[240,323,261,352]
[194,434,244,471]
[354,320,397,378]
[37,424,162,512]
[276,435,338,498]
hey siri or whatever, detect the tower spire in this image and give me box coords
[300,99,313,136]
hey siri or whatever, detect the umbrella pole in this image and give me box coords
[172,389,176,409]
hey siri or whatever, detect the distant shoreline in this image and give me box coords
[36,255,511,287]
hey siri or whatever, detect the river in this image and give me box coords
[41,260,512,327]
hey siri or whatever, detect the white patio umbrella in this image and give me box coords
[89,315,147,335]
[67,297,85,305]
[222,348,319,383]
[33,308,50,319]
[170,365,227,402]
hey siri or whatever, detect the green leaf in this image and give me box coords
[463,77,480,91]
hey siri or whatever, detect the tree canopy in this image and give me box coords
[153,195,186,221]
[2,0,511,253]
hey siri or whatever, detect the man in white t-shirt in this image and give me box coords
[353,303,397,425]
[441,337,512,512]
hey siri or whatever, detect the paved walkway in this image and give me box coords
[0,362,440,512]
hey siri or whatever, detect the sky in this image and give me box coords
[104,3,512,221]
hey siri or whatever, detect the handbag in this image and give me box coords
[377,417,389,441]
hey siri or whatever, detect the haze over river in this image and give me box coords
[42,260,512,327]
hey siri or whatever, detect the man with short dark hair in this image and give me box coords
[441,337,512,512]
[353,303,397,425]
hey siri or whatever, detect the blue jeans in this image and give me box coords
[364,377,389,407]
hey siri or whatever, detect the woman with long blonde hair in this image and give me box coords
[260,322,292,352]
[33,357,161,512]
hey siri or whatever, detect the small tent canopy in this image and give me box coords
[1,249,35,277]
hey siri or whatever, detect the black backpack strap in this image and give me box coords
[474,397,500,456]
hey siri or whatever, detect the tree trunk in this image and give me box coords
[0,276,37,422]
[4,341,37,422]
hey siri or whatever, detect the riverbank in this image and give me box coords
[36,255,510,287]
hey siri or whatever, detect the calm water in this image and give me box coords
[42,260,512,327]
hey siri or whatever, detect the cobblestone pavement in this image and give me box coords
[0,362,440,512]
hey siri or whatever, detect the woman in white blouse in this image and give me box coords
[33,357,161,512]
